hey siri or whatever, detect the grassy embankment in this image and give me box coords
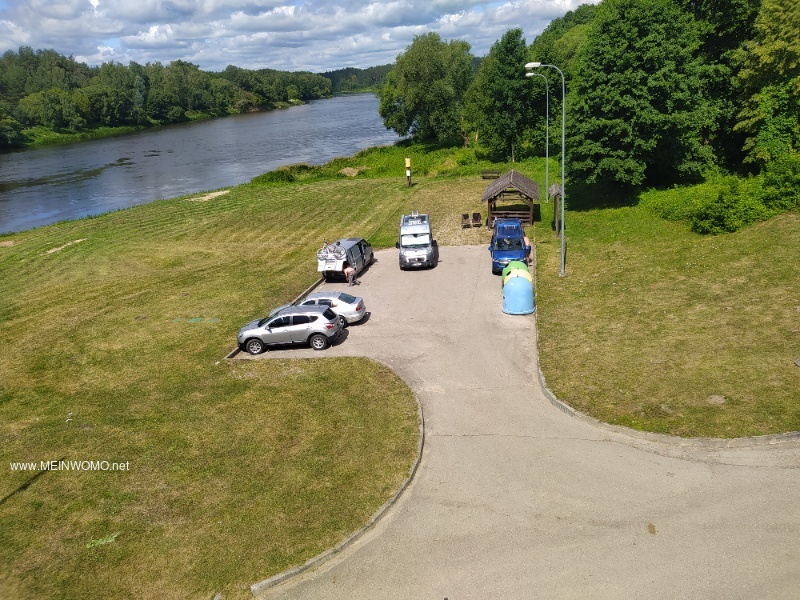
[0,165,429,599]
[535,186,800,437]
[1,142,798,598]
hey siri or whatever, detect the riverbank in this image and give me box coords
[11,99,311,150]
[0,168,422,600]
[0,93,398,234]
[1,145,797,598]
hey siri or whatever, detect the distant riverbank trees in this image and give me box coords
[0,47,337,149]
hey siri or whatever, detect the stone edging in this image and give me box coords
[536,366,800,448]
[244,252,797,597]
[250,370,426,597]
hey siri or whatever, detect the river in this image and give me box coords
[0,94,400,234]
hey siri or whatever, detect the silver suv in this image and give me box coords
[237,305,342,354]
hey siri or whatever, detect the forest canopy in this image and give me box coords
[0,48,383,148]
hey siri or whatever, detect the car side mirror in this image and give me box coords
[395,241,400,249]
[432,240,438,247]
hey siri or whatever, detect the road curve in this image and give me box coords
[242,246,800,600]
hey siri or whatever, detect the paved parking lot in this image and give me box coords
[244,246,800,600]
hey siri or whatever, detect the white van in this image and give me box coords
[396,211,438,269]
[317,238,374,281]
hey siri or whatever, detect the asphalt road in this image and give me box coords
[239,246,800,600]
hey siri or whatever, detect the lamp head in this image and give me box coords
[525,62,542,69]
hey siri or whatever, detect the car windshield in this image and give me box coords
[322,308,337,320]
[495,237,523,250]
[336,293,357,304]
[400,233,430,248]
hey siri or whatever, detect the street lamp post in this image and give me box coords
[525,71,549,205]
[525,61,566,277]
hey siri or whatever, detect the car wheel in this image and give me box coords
[309,333,329,350]
[245,338,265,355]
[338,315,347,329]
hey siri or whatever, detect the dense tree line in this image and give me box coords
[377,0,799,222]
[0,47,333,149]
[322,65,392,93]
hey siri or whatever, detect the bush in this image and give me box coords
[691,177,771,234]
[640,184,711,221]
[250,169,295,185]
[759,153,800,212]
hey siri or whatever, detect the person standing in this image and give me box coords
[343,261,357,286]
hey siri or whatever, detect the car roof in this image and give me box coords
[494,220,524,237]
[274,304,331,317]
[334,237,367,250]
[305,291,349,300]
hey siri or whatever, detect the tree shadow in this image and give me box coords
[565,181,640,211]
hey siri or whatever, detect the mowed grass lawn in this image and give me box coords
[535,201,800,437]
[1,145,798,598]
[0,178,425,599]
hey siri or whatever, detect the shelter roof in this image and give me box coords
[481,170,540,203]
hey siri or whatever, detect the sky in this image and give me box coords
[0,0,598,73]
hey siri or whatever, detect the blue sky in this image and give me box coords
[0,0,598,72]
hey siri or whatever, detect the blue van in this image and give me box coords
[488,218,530,274]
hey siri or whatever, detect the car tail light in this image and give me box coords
[325,323,336,329]
[356,301,364,311]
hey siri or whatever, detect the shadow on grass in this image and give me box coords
[0,458,64,506]
[565,181,640,212]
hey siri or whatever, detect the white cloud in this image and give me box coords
[0,0,599,71]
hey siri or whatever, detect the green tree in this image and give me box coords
[464,29,533,160]
[528,3,598,81]
[378,33,475,144]
[83,85,133,126]
[677,0,761,169]
[734,0,800,168]
[569,0,716,188]
[0,106,25,148]
[16,87,84,130]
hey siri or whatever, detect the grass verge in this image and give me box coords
[534,201,800,437]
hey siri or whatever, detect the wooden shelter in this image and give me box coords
[480,169,540,226]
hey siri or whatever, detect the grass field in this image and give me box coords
[1,143,797,598]
[0,177,426,599]
[534,200,800,437]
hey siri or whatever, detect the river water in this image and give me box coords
[0,94,400,234]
